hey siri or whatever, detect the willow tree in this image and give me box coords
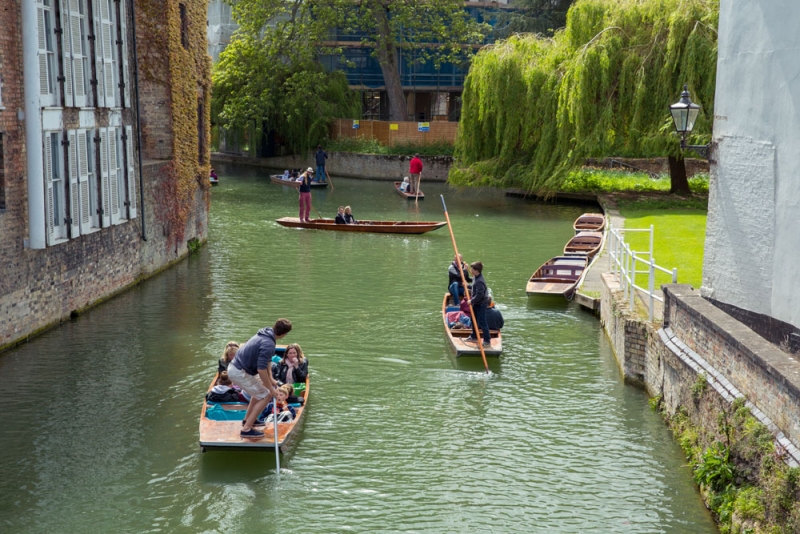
[452,0,718,195]
[211,0,360,154]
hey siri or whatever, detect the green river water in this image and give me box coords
[0,163,717,533]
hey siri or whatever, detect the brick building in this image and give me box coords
[0,0,211,351]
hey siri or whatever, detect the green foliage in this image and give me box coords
[734,487,765,522]
[695,442,735,492]
[692,373,707,400]
[452,0,719,195]
[326,137,455,157]
[187,238,201,255]
[560,168,709,195]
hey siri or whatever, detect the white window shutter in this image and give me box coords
[99,128,111,227]
[119,0,130,107]
[60,0,75,107]
[69,0,86,107]
[37,7,51,98]
[126,125,137,218]
[67,130,81,237]
[109,129,120,224]
[100,0,115,108]
[44,135,57,245]
[77,131,92,233]
[93,3,105,107]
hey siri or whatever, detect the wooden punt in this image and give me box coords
[393,181,425,200]
[573,213,605,234]
[564,231,604,258]
[199,352,309,452]
[441,293,502,357]
[276,217,446,234]
[526,256,588,299]
[269,174,328,188]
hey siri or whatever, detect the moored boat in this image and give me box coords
[526,256,588,299]
[564,231,604,258]
[270,174,328,188]
[199,349,309,452]
[393,181,424,200]
[573,213,605,233]
[441,293,502,357]
[275,217,446,234]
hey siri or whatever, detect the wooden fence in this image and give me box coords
[331,119,458,146]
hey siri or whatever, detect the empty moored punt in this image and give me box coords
[573,213,605,234]
[269,174,328,188]
[393,181,425,200]
[526,256,588,299]
[564,231,604,258]
[275,217,446,234]
[199,355,309,452]
[441,293,502,357]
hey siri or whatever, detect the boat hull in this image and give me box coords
[441,293,502,356]
[276,217,446,234]
[526,256,588,299]
[573,213,605,233]
[564,231,604,258]
[270,175,328,188]
[393,181,425,200]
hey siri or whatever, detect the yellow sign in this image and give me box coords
[352,120,360,129]
[390,124,399,131]
[418,122,430,132]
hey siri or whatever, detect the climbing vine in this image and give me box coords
[451,0,719,195]
[137,0,212,249]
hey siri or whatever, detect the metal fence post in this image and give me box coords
[629,250,635,310]
[622,243,629,300]
[672,268,678,284]
[649,257,655,322]
[649,224,654,259]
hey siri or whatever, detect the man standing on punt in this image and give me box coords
[228,319,292,439]
[408,153,423,195]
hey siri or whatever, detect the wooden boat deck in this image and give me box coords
[526,256,588,298]
[564,231,604,258]
[393,181,425,200]
[275,217,446,234]
[441,293,502,357]
[573,213,606,233]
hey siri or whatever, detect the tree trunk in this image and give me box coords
[372,7,407,121]
[668,155,691,195]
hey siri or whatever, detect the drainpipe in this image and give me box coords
[22,0,46,249]
[130,0,147,241]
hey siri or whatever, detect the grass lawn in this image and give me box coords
[617,201,707,289]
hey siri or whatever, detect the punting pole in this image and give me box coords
[415,171,421,205]
[273,397,281,474]
[325,168,334,191]
[440,195,489,373]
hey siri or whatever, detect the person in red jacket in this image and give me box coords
[408,154,423,194]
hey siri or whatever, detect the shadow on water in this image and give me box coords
[199,450,280,483]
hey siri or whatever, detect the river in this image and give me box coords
[0,163,716,533]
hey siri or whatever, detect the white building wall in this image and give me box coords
[703,0,800,329]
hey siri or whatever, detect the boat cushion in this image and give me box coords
[205,403,247,421]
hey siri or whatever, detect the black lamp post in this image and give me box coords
[669,84,710,160]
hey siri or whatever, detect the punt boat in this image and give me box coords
[564,231,604,258]
[393,181,425,200]
[275,217,446,234]
[270,174,328,188]
[441,293,502,357]
[526,256,588,300]
[573,213,605,233]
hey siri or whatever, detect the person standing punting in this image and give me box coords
[408,153,423,195]
[315,145,328,183]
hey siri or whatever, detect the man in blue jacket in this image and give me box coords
[315,145,328,183]
[228,318,292,438]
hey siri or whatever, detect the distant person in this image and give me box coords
[315,145,328,183]
[465,261,491,347]
[335,206,347,224]
[218,341,240,373]
[271,343,308,385]
[399,176,410,192]
[227,318,292,438]
[344,206,357,224]
[282,169,290,180]
[408,154,423,194]
[210,168,218,180]
[298,168,314,222]
[448,254,472,307]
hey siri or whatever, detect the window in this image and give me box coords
[114,127,126,222]
[95,0,118,108]
[180,4,188,50]
[60,0,89,108]
[38,0,57,107]
[85,130,99,229]
[44,131,67,244]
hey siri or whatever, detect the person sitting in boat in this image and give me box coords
[271,343,308,385]
[290,169,300,180]
[486,296,504,330]
[282,169,290,180]
[218,341,240,373]
[448,254,472,307]
[206,372,242,403]
[210,168,218,180]
[335,206,347,224]
[344,206,357,224]
[399,176,410,192]
[257,383,296,424]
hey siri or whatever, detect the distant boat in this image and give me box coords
[275,217,446,234]
[564,231,604,258]
[393,181,424,200]
[526,256,588,299]
[199,349,309,452]
[270,174,328,188]
[573,213,605,234]
[441,293,502,357]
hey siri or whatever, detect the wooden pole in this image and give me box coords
[440,195,489,373]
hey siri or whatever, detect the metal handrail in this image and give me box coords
[607,223,678,322]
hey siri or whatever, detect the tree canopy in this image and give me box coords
[451,0,719,194]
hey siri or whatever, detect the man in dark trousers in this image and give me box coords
[408,153,423,194]
[315,145,328,183]
[227,318,292,438]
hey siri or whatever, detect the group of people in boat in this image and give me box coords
[207,319,309,439]
[447,255,504,347]
[334,206,357,224]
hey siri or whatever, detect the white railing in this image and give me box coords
[607,223,677,322]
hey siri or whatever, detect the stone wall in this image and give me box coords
[212,152,454,181]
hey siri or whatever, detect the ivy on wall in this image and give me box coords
[136,0,212,249]
[451,0,718,195]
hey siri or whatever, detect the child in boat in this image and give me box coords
[257,383,296,423]
[218,341,240,373]
[399,176,410,192]
[206,371,242,402]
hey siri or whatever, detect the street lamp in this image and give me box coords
[669,84,710,160]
